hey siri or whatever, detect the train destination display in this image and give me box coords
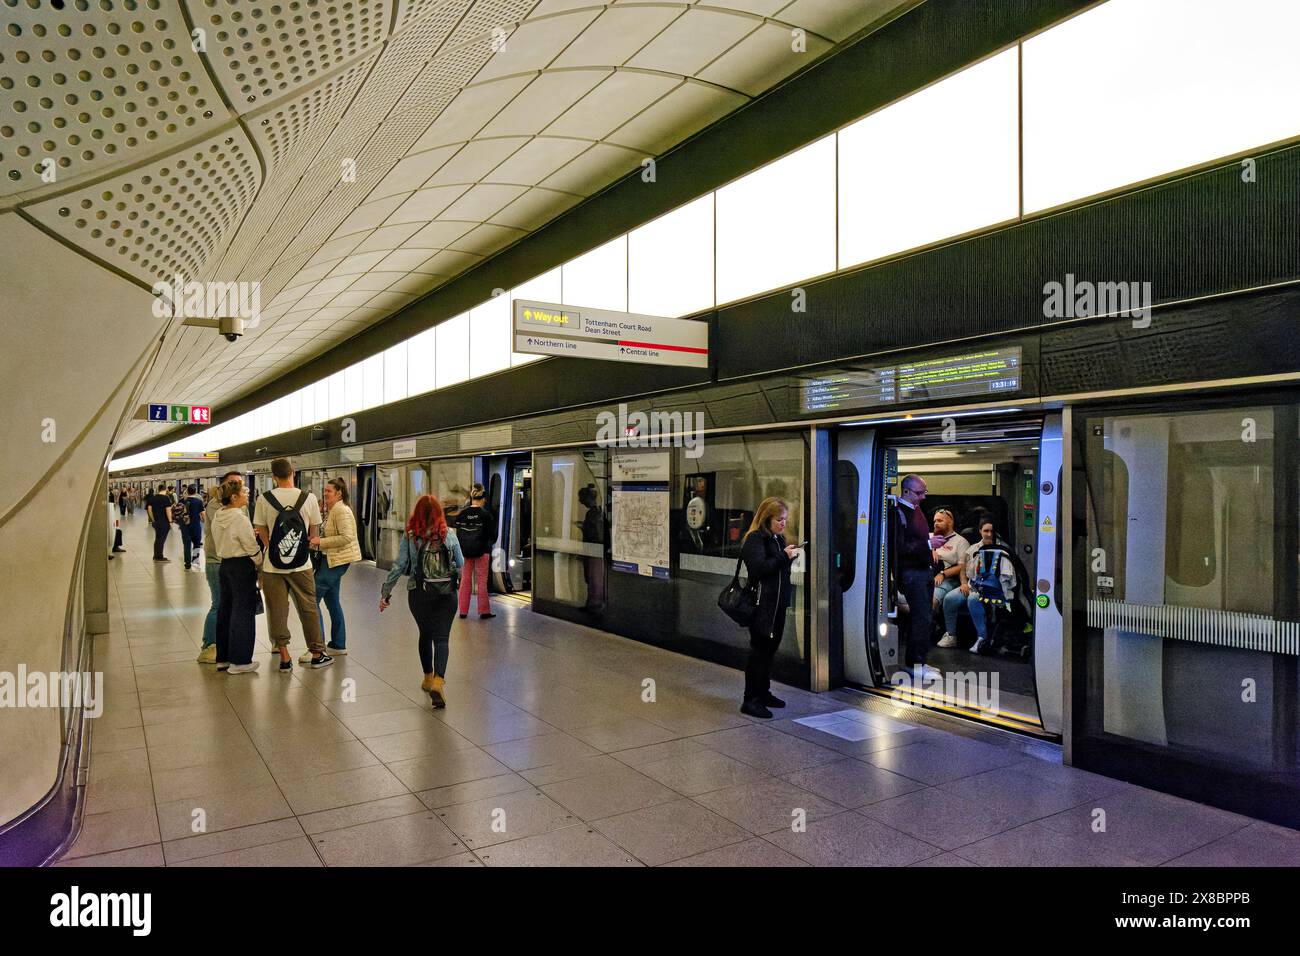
[800,347,1021,413]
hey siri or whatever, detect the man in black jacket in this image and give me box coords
[146,484,173,562]
[894,475,941,682]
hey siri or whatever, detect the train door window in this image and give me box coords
[1079,404,1293,785]
[534,449,608,609]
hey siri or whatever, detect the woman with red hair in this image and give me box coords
[380,494,465,707]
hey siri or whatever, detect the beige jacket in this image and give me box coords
[318,502,361,567]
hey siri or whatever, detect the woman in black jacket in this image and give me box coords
[739,496,802,718]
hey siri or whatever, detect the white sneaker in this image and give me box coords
[969,638,985,654]
[936,632,959,648]
[914,664,941,683]
[298,651,314,664]
[196,644,217,664]
[227,661,260,674]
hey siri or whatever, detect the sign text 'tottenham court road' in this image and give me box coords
[512,300,709,369]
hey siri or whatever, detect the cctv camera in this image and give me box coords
[219,315,244,342]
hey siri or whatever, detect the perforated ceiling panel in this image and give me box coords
[0,0,916,450]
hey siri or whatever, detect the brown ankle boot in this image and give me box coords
[420,673,436,693]
[429,675,446,708]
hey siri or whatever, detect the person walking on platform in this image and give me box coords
[894,474,942,683]
[198,471,243,664]
[309,477,360,657]
[455,483,497,620]
[380,494,464,708]
[254,457,329,673]
[117,487,127,518]
[211,478,262,674]
[739,496,801,719]
[146,484,173,561]
[178,484,204,571]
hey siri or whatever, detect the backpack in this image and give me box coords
[176,496,193,526]
[455,508,491,557]
[972,546,1012,608]
[267,490,311,571]
[414,534,457,595]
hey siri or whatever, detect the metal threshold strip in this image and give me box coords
[857,684,1055,738]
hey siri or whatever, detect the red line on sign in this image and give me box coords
[617,339,708,354]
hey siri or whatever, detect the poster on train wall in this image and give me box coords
[611,484,670,579]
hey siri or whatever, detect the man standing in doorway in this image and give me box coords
[254,457,330,672]
[894,474,941,683]
[146,484,173,562]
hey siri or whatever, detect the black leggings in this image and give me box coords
[408,586,456,677]
[744,605,788,702]
[216,556,258,666]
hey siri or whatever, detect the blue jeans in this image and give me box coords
[941,587,991,641]
[316,561,349,648]
[202,559,221,647]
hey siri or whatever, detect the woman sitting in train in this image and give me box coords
[939,519,1016,654]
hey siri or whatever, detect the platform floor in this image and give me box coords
[58,513,1300,867]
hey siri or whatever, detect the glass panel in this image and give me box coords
[628,194,715,317]
[344,362,364,414]
[327,371,346,420]
[1082,405,1283,768]
[673,433,808,672]
[299,387,314,426]
[715,136,836,305]
[534,449,609,610]
[361,353,384,410]
[407,326,436,396]
[562,235,626,312]
[1023,0,1300,212]
[436,311,470,388]
[470,294,511,379]
[838,48,1019,269]
[384,342,408,404]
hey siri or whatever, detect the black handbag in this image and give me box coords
[253,585,265,616]
[717,553,759,627]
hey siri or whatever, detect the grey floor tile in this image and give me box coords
[519,754,626,786]
[311,810,466,866]
[782,757,927,808]
[693,778,845,834]
[478,824,643,867]
[386,748,513,791]
[937,764,1100,821]
[861,737,1026,785]
[278,763,410,815]
[63,805,161,859]
[412,852,484,867]
[663,837,809,867]
[857,786,1036,851]
[591,798,753,867]
[610,737,708,767]
[261,738,383,782]
[483,731,603,771]
[298,794,428,836]
[89,725,147,755]
[541,766,681,820]
[155,782,294,842]
[694,725,843,775]
[434,789,577,850]
[417,772,536,810]
[1036,788,1257,865]
[765,810,941,867]
[911,852,980,867]
[567,715,684,752]
[172,836,323,867]
[635,748,769,797]
[56,843,165,867]
[953,822,1146,867]
[1164,821,1300,867]
[163,818,306,864]
[84,774,156,815]
[151,757,277,805]
[360,723,478,763]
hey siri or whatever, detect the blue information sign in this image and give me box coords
[147,404,168,421]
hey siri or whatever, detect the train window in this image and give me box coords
[533,449,609,610]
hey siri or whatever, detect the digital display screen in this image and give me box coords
[799,347,1021,414]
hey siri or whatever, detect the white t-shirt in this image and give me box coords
[253,486,322,575]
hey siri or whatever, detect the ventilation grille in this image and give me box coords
[28,126,259,284]
[252,49,374,165]
[0,0,227,198]
[190,0,392,107]
[1088,599,1300,656]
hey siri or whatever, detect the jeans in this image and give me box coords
[942,587,992,641]
[743,605,788,702]
[202,559,221,647]
[457,553,491,615]
[152,522,170,559]
[409,586,456,677]
[315,561,350,649]
[180,524,198,568]
[933,575,959,611]
[899,568,935,666]
[216,557,258,666]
